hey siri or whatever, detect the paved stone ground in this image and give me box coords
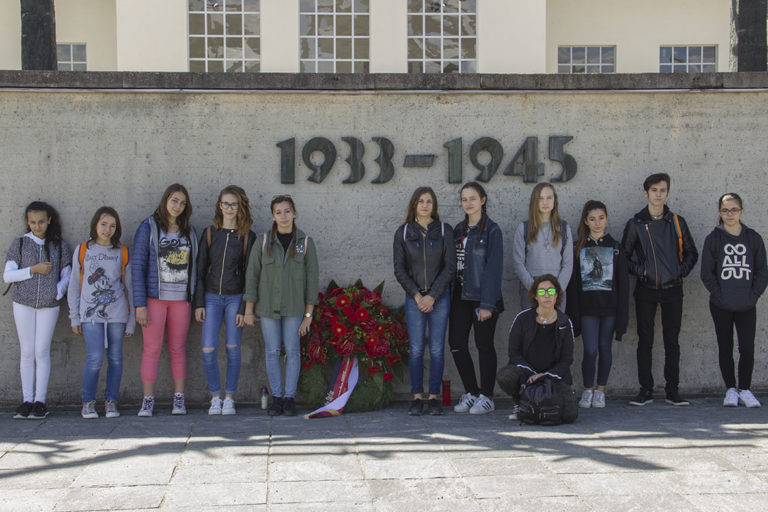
[1,397,767,511]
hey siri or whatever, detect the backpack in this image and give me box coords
[518,376,564,426]
[78,241,129,289]
[523,220,568,258]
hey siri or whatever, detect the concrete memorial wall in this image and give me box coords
[0,72,767,406]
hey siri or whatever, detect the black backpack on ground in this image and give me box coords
[518,376,563,426]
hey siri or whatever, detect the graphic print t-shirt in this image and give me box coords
[579,246,614,292]
[455,227,472,286]
[158,231,190,301]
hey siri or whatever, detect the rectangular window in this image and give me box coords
[57,44,87,71]
[659,45,716,73]
[557,46,615,74]
[188,0,261,72]
[300,0,370,73]
[407,0,476,73]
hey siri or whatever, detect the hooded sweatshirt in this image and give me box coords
[700,224,768,312]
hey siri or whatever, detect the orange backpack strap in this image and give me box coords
[242,231,249,261]
[673,213,683,263]
[78,241,88,289]
[120,244,129,283]
[206,226,212,247]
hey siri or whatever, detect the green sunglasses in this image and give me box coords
[536,288,557,296]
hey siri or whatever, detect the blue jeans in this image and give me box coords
[405,290,449,395]
[260,316,302,398]
[201,293,244,395]
[81,322,125,403]
[581,315,615,388]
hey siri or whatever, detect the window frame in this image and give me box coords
[557,45,616,74]
[407,0,477,74]
[659,45,717,73]
[299,0,371,74]
[188,0,262,73]
[57,43,87,71]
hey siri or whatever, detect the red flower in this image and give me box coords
[366,337,390,357]
[354,307,370,323]
[301,360,313,370]
[335,295,351,308]
[353,301,360,309]
[330,322,349,338]
[307,334,326,364]
[365,365,380,375]
[328,287,344,297]
[375,323,386,336]
[386,354,402,366]
[380,306,390,317]
[359,318,377,333]
[365,334,378,346]
[363,290,382,305]
[342,306,355,319]
[335,335,356,356]
[383,372,393,381]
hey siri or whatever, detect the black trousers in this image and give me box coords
[448,289,498,397]
[635,285,683,393]
[496,364,578,423]
[709,302,756,390]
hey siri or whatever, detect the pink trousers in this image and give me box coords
[140,298,191,382]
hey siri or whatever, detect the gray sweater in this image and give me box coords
[3,233,72,309]
[68,242,135,333]
[511,221,574,309]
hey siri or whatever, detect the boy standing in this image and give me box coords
[621,173,698,406]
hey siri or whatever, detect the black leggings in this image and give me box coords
[709,302,756,390]
[448,290,498,397]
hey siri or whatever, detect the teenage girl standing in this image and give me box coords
[69,207,134,419]
[512,182,573,311]
[194,185,256,416]
[132,184,198,417]
[566,200,629,409]
[701,193,768,408]
[4,201,72,419]
[244,195,319,417]
[449,182,504,415]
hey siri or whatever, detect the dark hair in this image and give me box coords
[643,173,671,192]
[575,200,608,254]
[526,182,564,247]
[717,192,743,225]
[213,185,253,239]
[268,195,297,258]
[528,273,563,308]
[460,181,487,249]
[89,206,122,249]
[405,186,440,224]
[25,201,63,260]
[153,183,193,239]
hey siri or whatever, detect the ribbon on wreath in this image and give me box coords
[304,357,359,419]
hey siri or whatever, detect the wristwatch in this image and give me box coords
[304,312,312,318]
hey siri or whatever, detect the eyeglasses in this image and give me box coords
[219,201,239,210]
[719,208,742,215]
[536,288,557,296]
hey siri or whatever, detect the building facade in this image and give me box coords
[0,0,732,74]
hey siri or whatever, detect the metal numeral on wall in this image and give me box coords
[503,137,544,183]
[549,136,577,183]
[277,138,296,184]
[469,137,504,183]
[302,137,336,184]
[371,137,395,184]
[342,137,365,184]
[444,138,463,184]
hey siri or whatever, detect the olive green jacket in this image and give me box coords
[243,228,319,319]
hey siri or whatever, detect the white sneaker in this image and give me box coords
[592,390,606,408]
[172,393,187,415]
[579,390,593,408]
[138,396,154,417]
[738,389,761,408]
[453,393,476,413]
[105,400,120,418]
[222,397,236,415]
[81,400,98,419]
[469,394,495,415]
[208,396,223,415]
[723,388,739,407]
[508,404,520,421]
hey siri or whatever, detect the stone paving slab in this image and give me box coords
[0,398,767,511]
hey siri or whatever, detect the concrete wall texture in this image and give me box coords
[1,72,767,407]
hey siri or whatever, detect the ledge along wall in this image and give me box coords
[1,71,767,407]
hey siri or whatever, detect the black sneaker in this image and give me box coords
[665,390,690,406]
[628,389,653,406]
[268,397,283,416]
[408,399,423,416]
[30,402,49,419]
[282,397,297,416]
[13,402,33,419]
[427,399,443,416]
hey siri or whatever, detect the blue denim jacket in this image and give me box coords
[453,216,504,313]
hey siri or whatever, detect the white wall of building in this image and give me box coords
[370,0,407,72]
[56,0,117,71]
[0,0,21,70]
[479,0,546,73]
[546,0,732,73]
[115,0,188,72]
[261,0,299,72]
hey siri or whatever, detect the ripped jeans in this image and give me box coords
[260,316,302,398]
[201,293,243,396]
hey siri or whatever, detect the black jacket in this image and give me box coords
[566,233,629,340]
[621,205,698,290]
[700,224,768,312]
[194,227,256,312]
[393,220,456,300]
[508,308,574,385]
